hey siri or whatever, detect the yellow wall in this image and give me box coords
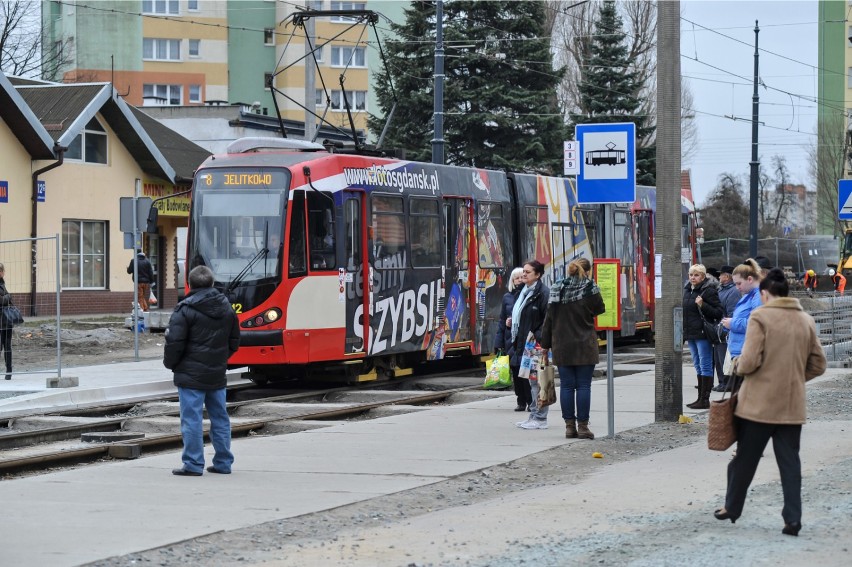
[0,116,41,291]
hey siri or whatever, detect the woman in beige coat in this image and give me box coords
[714,268,826,536]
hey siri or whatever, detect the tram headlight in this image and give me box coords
[241,308,282,328]
[264,309,280,322]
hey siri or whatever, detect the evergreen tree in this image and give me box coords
[572,0,655,185]
[369,1,569,174]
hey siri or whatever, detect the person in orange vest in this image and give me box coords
[830,269,846,295]
[803,270,817,297]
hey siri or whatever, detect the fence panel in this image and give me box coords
[0,236,62,378]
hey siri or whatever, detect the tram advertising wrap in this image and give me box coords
[185,140,698,383]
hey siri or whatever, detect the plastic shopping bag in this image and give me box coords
[149,289,158,305]
[483,355,511,389]
[517,332,537,379]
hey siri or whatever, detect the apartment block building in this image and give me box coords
[41,0,406,140]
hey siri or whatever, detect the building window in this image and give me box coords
[142,0,179,15]
[143,38,181,61]
[265,73,273,90]
[189,85,202,103]
[188,0,199,10]
[65,117,107,164]
[330,1,366,21]
[264,28,274,45]
[310,45,323,62]
[62,220,106,289]
[189,39,200,57]
[329,90,367,111]
[143,83,182,106]
[331,46,365,67]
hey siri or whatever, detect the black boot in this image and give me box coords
[687,376,712,409]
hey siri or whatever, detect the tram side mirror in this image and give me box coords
[146,205,159,234]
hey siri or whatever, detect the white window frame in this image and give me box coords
[143,83,183,106]
[62,220,107,290]
[189,84,202,103]
[143,38,181,61]
[310,45,324,62]
[188,0,199,10]
[142,0,179,15]
[189,39,200,57]
[65,117,108,164]
[330,1,366,22]
[329,89,367,112]
[330,46,365,68]
[264,28,274,46]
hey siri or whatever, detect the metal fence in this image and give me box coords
[0,235,63,378]
[796,291,852,363]
[700,236,839,275]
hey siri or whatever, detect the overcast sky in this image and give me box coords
[679,0,820,206]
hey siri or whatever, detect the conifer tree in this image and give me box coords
[370,1,569,174]
[572,0,656,185]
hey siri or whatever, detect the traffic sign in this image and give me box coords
[838,180,852,220]
[576,122,636,204]
[563,140,579,176]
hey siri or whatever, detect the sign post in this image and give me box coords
[577,122,636,438]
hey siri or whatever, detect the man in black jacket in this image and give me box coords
[127,250,155,311]
[164,266,240,476]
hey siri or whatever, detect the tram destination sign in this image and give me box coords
[575,122,636,204]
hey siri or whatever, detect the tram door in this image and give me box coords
[632,209,654,330]
[342,191,370,355]
[442,197,476,347]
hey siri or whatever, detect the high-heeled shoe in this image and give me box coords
[782,522,801,536]
[714,508,736,523]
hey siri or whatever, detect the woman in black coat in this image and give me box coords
[507,260,549,413]
[683,264,723,409]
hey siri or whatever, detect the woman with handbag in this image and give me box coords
[683,264,723,409]
[494,267,525,410]
[508,260,549,430]
[0,263,13,380]
[541,258,605,439]
[714,268,826,536]
[720,258,763,393]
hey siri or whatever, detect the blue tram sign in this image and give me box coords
[838,179,852,220]
[576,122,636,204]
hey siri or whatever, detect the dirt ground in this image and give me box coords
[11,317,164,372]
[84,372,852,567]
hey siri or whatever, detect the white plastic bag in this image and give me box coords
[149,289,158,305]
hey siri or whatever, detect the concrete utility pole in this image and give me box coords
[749,21,761,258]
[655,1,683,421]
[431,0,445,165]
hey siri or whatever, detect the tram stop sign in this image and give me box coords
[575,122,636,204]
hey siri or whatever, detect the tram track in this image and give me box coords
[0,349,656,477]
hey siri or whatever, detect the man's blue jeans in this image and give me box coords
[558,364,595,422]
[178,387,234,473]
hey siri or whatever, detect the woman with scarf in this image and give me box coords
[541,258,606,439]
[507,260,549,428]
[494,267,525,410]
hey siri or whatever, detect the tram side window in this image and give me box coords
[307,191,336,270]
[288,191,307,277]
[372,195,406,264]
[410,198,441,267]
[524,206,548,264]
[477,203,505,268]
[344,198,361,271]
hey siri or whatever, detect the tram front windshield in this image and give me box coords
[188,168,289,308]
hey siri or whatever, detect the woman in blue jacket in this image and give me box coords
[721,258,763,392]
[494,267,524,409]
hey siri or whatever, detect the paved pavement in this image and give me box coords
[0,360,849,566]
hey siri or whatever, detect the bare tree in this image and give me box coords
[809,113,849,237]
[1,0,71,79]
[550,0,697,161]
[770,155,794,228]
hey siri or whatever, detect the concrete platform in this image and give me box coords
[0,360,848,566]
